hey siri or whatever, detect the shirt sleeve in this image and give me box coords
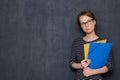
[69,40,77,67]
[106,49,113,71]
[105,38,113,71]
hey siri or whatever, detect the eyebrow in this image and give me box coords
[80,18,93,23]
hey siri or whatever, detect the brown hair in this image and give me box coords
[77,10,96,26]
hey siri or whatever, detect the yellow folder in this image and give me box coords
[84,39,107,59]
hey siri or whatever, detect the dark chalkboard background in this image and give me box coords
[0,0,120,80]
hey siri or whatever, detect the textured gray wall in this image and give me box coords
[0,0,120,80]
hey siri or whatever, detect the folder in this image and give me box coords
[84,39,107,59]
[94,39,107,43]
[84,43,90,59]
[83,39,112,69]
[88,43,112,69]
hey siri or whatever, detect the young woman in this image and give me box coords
[70,10,113,80]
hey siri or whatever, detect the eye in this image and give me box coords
[80,19,93,27]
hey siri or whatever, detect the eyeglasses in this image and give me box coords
[80,19,94,27]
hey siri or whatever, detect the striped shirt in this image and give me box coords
[70,37,113,80]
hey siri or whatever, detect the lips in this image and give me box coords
[85,29,89,31]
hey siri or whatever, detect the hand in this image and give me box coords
[83,67,96,77]
[81,59,91,68]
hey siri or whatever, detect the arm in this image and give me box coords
[71,59,91,69]
[70,39,91,69]
[70,40,84,69]
[71,62,83,69]
[83,66,108,77]
[94,66,108,74]
[69,41,82,69]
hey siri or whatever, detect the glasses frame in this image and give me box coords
[80,19,94,27]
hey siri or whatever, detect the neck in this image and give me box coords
[84,31,98,41]
[86,32,97,38]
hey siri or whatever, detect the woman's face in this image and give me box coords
[79,15,96,34]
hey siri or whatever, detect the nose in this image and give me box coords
[84,23,89,27]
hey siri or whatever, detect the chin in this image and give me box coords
[85,31,93,34]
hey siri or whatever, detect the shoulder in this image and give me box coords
[97,37,112,42]
[98,37,106,41]
[72,37,84,45]
[73,37,83,42]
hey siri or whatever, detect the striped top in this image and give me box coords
[70,37,113,80]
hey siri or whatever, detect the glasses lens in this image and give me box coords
[81,19,93,26]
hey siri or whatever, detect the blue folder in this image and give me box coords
[88,42,112,69]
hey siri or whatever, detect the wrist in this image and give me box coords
[80,63,84,69]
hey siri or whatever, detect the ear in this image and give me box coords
[93,20,96,25]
